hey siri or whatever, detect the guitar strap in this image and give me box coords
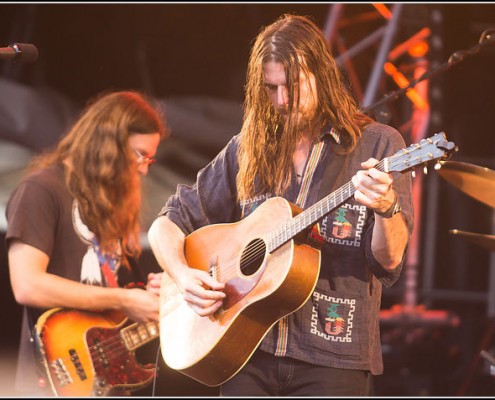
[316,148,347,204]
[274,130,347,357]
[275,139,325,357]
[295,141,325,208]
[307,127,348,205]
[101,262,119,288]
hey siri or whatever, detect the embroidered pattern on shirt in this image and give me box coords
[310,291,356,342]
[319,203,366,247]
[239,193,273,219]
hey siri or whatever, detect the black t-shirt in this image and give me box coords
[5,164,128,394]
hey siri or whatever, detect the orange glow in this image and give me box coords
[389,27,431,60]
[383,62,429,110]
[372,3,392,20]
[409,41,429,58]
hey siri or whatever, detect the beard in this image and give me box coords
[278,106,318,138]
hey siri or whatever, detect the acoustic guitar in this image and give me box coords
[159,131,457,386]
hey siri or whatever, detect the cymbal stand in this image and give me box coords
[457,208,495,395]
[378,29,495,327]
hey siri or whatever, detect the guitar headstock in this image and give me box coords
[385,131,458,174]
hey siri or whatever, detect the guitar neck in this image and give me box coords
[264,131,456,253]
[121,321,160,351]
[266,157,395,252]
[267,180,356,252]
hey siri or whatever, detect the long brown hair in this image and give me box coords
[237,14,373,201]
[31,90,168,265]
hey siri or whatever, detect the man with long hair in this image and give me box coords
[148,14,413,396]
[6,90,168,396]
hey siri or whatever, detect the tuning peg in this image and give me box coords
[412,170,416,178]
[434,162,442,171]
[424,166,428,175]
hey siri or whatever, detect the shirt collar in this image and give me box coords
[318,126,341,144]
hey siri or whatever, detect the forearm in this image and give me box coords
[8,241,128,310]
[147,215,189,281]
[371,212,409,271]
[8,241,159,322]
[13,272,128,311]
[147,215,226,316]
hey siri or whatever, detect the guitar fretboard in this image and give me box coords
[266,158,390,253]
[121,321,159,351]
[267,132,456,253]
[267,181,356,253]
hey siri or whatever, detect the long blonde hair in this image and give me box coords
[237,14,373,201]
[31,90,168,265]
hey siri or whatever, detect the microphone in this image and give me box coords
[0,43,39,63]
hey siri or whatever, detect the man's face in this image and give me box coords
[128,132,161,176]
[262,60,318,127]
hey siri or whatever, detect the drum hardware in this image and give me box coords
[437,161,495,395]
[437,160,495,208]
[449,229,495,252]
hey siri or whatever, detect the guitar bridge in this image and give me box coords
[49,358,73,387]
[209,256,219,280]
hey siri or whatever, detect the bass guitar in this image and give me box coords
[159,131,457,386]
[35,307,159,396]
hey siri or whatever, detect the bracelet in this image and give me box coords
[374,191,402,219]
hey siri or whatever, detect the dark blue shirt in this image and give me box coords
[160,121,414,374]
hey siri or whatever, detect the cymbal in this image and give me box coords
[449,229,495,251]
[437,161,495,208]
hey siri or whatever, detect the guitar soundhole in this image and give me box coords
[240,238,266,276]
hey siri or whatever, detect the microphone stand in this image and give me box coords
[361,28,495,123]
[376,28,495,358]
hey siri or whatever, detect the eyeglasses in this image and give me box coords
[133,148,156,166]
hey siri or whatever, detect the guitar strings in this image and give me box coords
[209,156,392,279]
[48,325,156,375]
[45,334,125,377]
[214,180,354,276]
[47,156,397,383]
[212,178,362,279]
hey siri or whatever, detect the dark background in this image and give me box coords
[1,3,495,396]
